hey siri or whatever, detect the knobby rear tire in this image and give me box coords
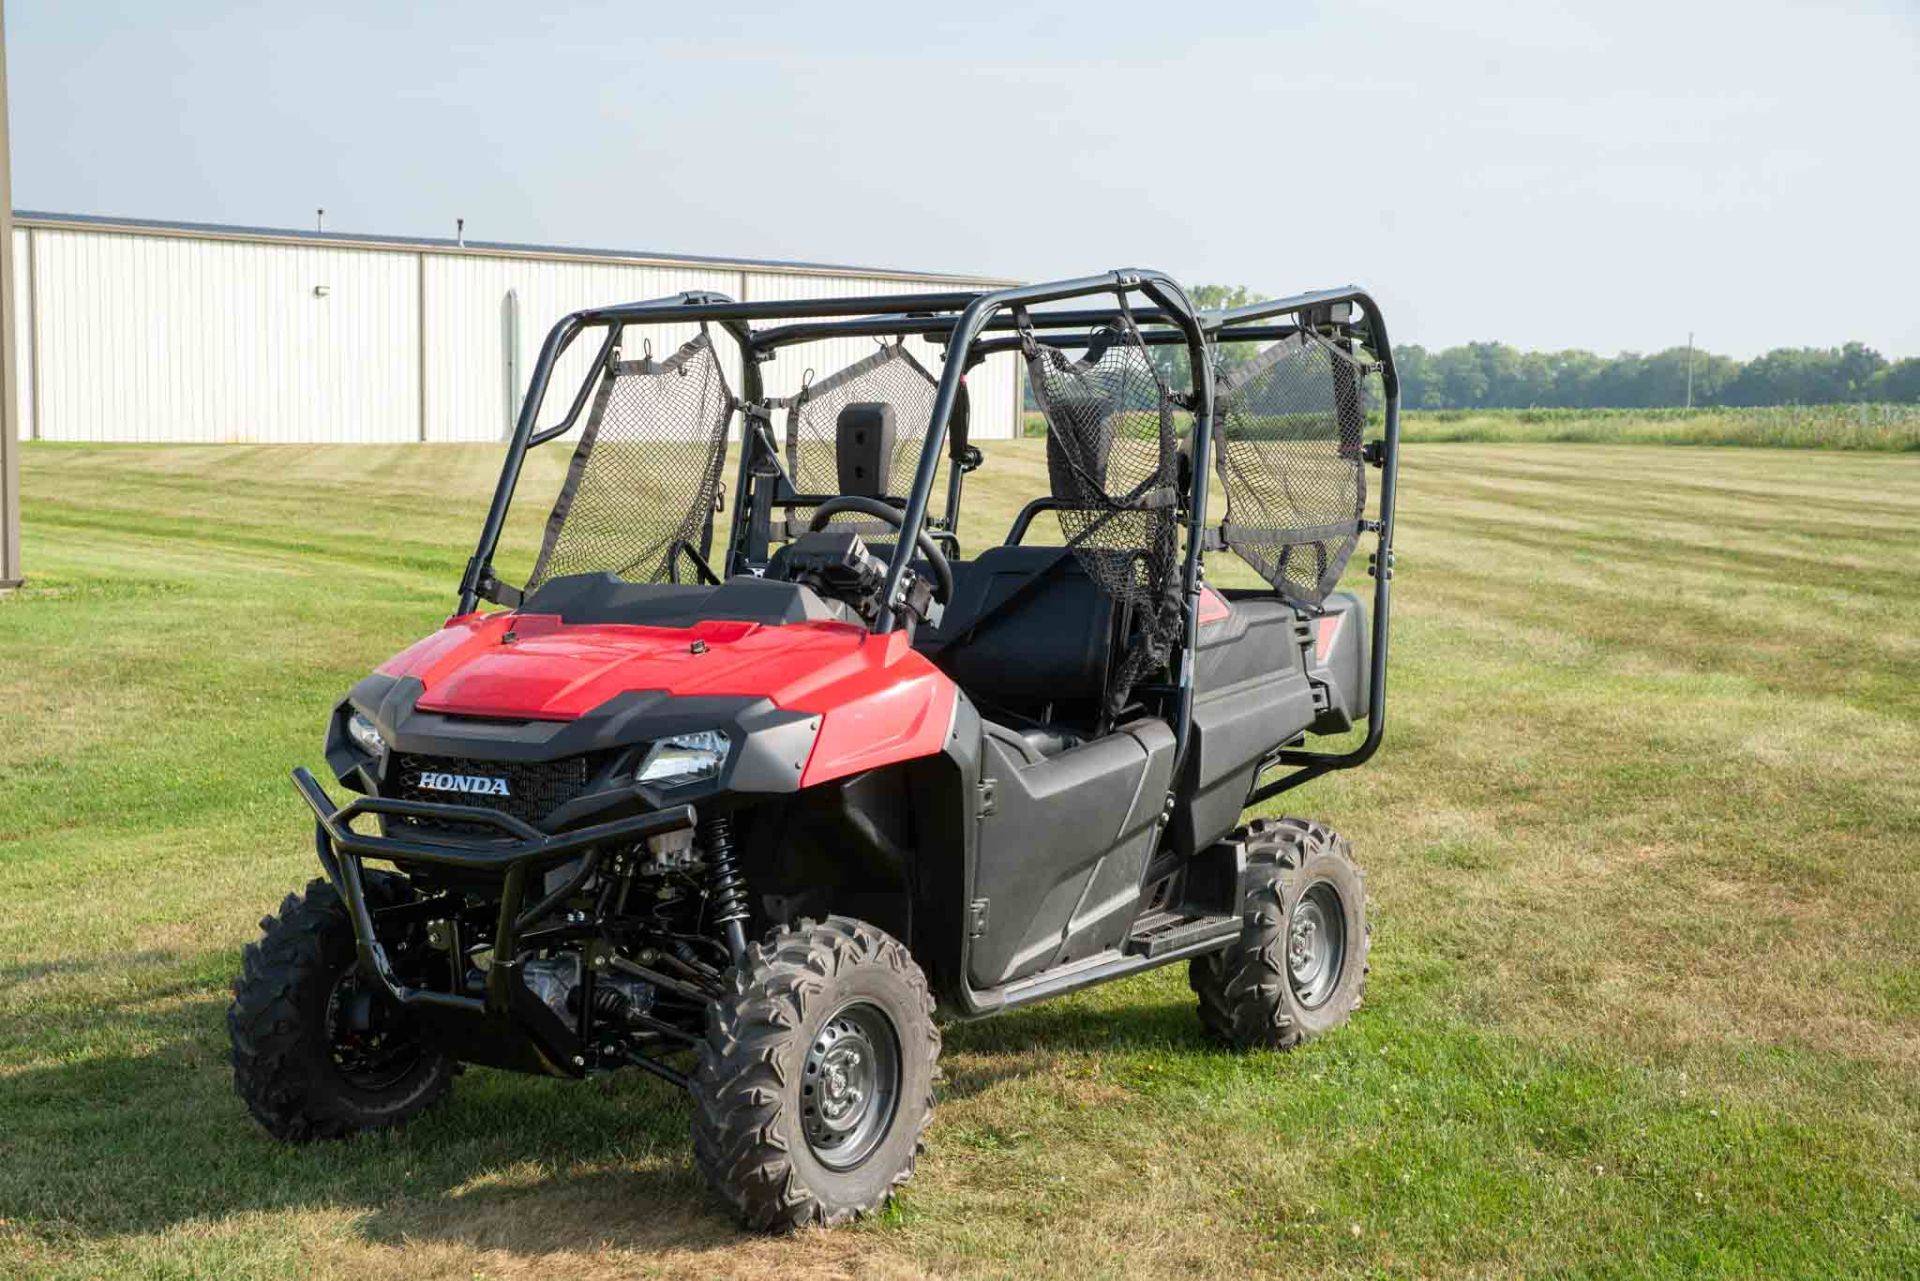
[1189,817,1371,1051]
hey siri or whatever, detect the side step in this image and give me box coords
[1125,911,1240,959]
[990,914,1241,1012]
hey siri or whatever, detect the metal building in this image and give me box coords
[7,211,1023,444]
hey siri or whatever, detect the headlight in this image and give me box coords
[637,730,728,786]
[346,711,387,759]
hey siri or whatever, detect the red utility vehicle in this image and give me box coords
[230,272,1401,1230]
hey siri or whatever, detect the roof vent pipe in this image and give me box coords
[456,217,465,248]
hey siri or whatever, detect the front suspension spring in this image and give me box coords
[703,815,750,963]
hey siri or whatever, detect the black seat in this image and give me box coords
[917,546,1116,724]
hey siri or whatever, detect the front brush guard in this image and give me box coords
[291,766,696,1077]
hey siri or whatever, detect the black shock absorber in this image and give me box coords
[703,814,750,966]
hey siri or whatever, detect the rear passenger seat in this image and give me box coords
[915,546,1118,735]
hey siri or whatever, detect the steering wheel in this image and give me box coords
[807,496,955,604]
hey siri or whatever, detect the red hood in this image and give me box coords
[374,606,952,787]
[387,612,895,718]
[377,611,957,787]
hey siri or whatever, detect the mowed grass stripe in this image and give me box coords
[1,442,1914,1279]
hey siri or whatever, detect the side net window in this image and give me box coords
[1024,311,1184,713]
[783,342,939,501]
[527,329,735,590]
[1213,331,1367,608]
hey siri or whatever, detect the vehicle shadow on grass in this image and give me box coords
[937,986,1215,1100]
[358,990,1221,1261]
[0,978,754,1261]
[354,1166,762,1259]
[1,960,1212,1262]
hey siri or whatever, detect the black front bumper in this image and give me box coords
[292,766,696,1079]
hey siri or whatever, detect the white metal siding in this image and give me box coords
[423,256,743,442]
[26,228,418,442]
[11,228,29,441]
[9,218,1018,444]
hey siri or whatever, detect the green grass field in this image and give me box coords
[1023,403,1920,451]
[2,440,1916,1279]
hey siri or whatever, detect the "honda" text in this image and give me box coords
[417,772,511,797]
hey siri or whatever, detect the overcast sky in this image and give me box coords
[9,1,1918,357]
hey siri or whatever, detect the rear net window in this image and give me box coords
[527,329,734,591]
[1025,312,1184,713]
[1213,331,1367,608]
[783,342,938,500]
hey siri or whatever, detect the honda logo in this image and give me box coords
[416,772,511,797]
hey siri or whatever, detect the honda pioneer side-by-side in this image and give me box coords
[229,272,1402,1230]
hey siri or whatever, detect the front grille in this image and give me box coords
[388,753,611,830]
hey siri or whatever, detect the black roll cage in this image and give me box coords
[455,273,1400,796]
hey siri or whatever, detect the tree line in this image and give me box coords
[1192,284,1920,409]
[1391,340,1920,411]
[1029,284,1920,411]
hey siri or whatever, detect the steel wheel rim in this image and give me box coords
[801,1000,902,1171]
[1287,881,1347,1009]
[325,970,425,1090]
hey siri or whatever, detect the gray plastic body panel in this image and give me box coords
[967,717,1176,989]
[1305,590,1370,734]
[1168,597,1316,856]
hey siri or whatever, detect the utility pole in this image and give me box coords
[1685,331,1695,411]
[0,0,23,590]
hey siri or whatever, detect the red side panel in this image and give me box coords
[380,614,956,788]
[790,631,956,788]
